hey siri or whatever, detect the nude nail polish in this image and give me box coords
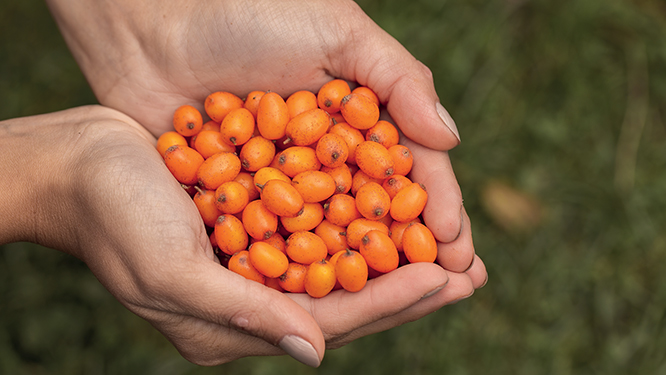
[279,335,321,368]
[436,102,460,143]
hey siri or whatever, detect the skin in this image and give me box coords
[0,0,492,368]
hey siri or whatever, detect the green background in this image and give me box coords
[2,0,666,373]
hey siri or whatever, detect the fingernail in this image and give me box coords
[448,203,464,243]
[420,279,449,300]
[447,291,475,306]
[279,335,321,368]
[436,103,460,143]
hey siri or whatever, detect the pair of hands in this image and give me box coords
[4,0,487,367]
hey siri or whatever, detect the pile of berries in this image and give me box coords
[157,80,438,298]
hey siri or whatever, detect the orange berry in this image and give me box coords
[324,193,362,228]
[389,218,422,251]
[202,120,221,132]
[243,90,266,118]
[285,108,331,146]
[320,164,353,194]
[304,259,337,298]
[264,277,284,292]
[248,241,289,278]
[255,231,287,254]
[279,262,308,293]
[196,151,242,190]
[214,181,250,214]
[280,202,325,233]
[259,179,304,218]
[315,133,349,168]
[355,141,395,180]
[351,168,384,196]
[402,222,438,263]
[286,90,318,118]
[242,199,279,241]
[387,144,414,176]
[253,166,291,194]
[340,93,380,130]
[314,219,349,255]
[351,86,380,107]
[205,91,244,123]
[354,181,391,220]
[291,170,336,203]
[233,171,261,202]
[276,146,321,178]
[173,104,204,137]
[382,175,413,200]
[328,122,364,165]
[192,187,222,228]
[317,79,351,114]
[256,92,290,140]
[228,250,265,284]
[365,120,400,149]
[214,214,249,255]
[164,145,205,186]
[286,231,329,265]
[220,107,255,146]
[390,182,428,222]
[345,217,389,250]
[335,249,368,292]
[156,131,188,158]
[193,130,236,159]
[239,135,276,172]
[359,230,399,273]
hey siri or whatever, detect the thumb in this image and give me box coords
[336,6,460,150]
[137,259,325,367]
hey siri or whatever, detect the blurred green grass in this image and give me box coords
[2,0,666,374]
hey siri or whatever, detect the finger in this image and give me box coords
[288,262,448,345]
[334,7,460,151]
[466,254,488,289]
[315,268,475,349]
[436,205,476,272]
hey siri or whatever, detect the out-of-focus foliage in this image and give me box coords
[2,0,666,373]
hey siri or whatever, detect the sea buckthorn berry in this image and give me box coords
[316,133,349,168]
[205,91,244,123]
[304,259,337,298]
[285,108,331,146]
[390,182,428,222]
[259,179,304,218]
[351,169,384,196]
[355,141,395,180]
[387,144,414,176]
[193,130,236,159]
[355,181,391,220]
[320,165,353,194]
[402,222,438,263]
[242,199,278,241]
[234,172,261,202]
[214,181,250,214]
[340,93,380,130]
[276,146,321,177]
[256,92,290,140]
[365,120,400,149]
[173,104,204,137]
[335,249,368,292]
[202,120,221,132]
[351,86,380,107]
[317,79,351,114]
[324,193,362,227]
[280,202,325,233]
[228,250,265,284]
[286,90,319,119]
[253,166,291,194]
[345,218,390,250]
[264,277,284,292]
[239,135,276,172]
[314,219,348,255]
[291,170,336,203]
[255,232,287,254]
[382,175,413,200]
[279,262,308,293]
[248,241,290,278]
[390,218,422,251]
[214,214,249,255]
[220,107,255,146]
[243,90,266,118]
[164,145,205,186]
[157,131,188,158]
[286,231,328,265]
[359,230,399,273]
[192,187,222,228]
[328,122,364,165]
[196,151,242,190]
